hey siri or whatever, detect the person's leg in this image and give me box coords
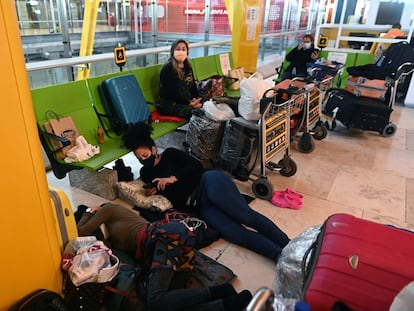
[198,171,290,260]
[146,268,214,311]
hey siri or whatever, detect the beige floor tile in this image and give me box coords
[215,243,276,294]
[327,167,406,221]
[407,130,414,151]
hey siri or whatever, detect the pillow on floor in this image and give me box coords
[117,179,172,211]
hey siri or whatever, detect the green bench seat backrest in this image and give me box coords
[31,80,128,171]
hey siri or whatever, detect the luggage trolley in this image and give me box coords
[275,78,329,153]
[251,88,297,200]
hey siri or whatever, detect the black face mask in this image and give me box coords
[140,154,156,168]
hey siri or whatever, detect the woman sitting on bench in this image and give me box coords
[158,39,203,119]
[123,122,291,263]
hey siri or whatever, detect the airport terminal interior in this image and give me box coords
[4,0,414,309]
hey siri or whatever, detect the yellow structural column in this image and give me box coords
[225,0,264,73]
[77,0,101,80]
[0,1,64,309]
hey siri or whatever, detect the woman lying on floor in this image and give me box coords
[122,122,291,263]
[77,203,252,311]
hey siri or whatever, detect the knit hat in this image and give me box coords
[170,38,189,57]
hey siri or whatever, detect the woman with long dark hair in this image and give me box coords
[158,39,202,118]
[123,122,291,263]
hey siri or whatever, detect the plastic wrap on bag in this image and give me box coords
[273,225,321,299]
[217,117,258,180]
[185,109,225,160]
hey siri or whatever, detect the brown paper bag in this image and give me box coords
[228,67,245,90]
[44,116,79,160]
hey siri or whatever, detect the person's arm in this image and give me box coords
[285,45,301,61]
[164,148,203,183]
[77,206,113,236]
[159,63,191,105]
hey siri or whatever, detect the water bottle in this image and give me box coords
[377,55,385,67]
[97,126,105,144]
[292,67,297,76]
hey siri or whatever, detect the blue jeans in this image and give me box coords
[197,170,290,262]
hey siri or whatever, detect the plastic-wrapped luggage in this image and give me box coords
[303,213,414,311]
[217,117,258,181]
[185,109,225,161]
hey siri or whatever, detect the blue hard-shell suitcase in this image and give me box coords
[99,74,151,129]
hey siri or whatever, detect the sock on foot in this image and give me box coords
[209,283,237,299]
[223,290,252,311]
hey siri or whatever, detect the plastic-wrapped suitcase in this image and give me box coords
[185,109,225,161]
[217,117,258,181]
[303,213,414,311]
[323,89,392,131]
[345,75,390,101]
[99,74,151,130]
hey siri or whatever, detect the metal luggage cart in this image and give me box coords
[251,88,297,200]
[275,78,329,153]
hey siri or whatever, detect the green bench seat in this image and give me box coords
[32,64,187,179]
[32,80,129,178]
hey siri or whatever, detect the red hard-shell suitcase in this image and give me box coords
[303,213,414,311]
[345,75,390,101]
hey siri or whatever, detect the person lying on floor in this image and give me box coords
[77,203,252,311]
[122,122,291,263]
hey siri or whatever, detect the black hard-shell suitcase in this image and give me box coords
[323,89,392,131]
[99,74,151,130]
[217,117,258,181]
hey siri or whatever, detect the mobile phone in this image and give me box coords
[143,181,158,189]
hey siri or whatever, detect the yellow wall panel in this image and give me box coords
[0,1,63,309]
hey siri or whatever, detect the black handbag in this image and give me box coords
[63,276,108,311]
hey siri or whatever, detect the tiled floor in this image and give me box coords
[47,101,414,297]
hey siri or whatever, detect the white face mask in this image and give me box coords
[174,50,187,62]
[303,43,312,50]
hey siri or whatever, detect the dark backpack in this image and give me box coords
[347,41,414,80]
[380,41,414,79]
[16,289,68,311]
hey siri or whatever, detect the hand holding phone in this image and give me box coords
[143,181,159,189]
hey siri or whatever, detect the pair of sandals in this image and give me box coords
[271,188,303,209]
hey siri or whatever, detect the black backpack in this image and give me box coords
[347,41,414,80]
[380,41,414,79]
[15,289,68,311]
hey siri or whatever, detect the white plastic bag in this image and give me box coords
[203,99,235,121]
[64,135,100,163]
[238,73,274,121]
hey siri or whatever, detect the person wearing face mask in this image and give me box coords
[122,122,291,263]
[158,39,203,119]
[281,34,320,80]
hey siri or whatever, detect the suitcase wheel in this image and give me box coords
[252,177,274,200]
[384,81,391,88]
[358,77,366,83]
[354,90,361,97]
[379,95,385,101]
[381,123,397,137]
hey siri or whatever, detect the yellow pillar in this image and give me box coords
[77,0,100,80]
[0,1,64,309]
[225,0,264,73]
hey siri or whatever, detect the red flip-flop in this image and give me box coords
[271,192,302,209]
